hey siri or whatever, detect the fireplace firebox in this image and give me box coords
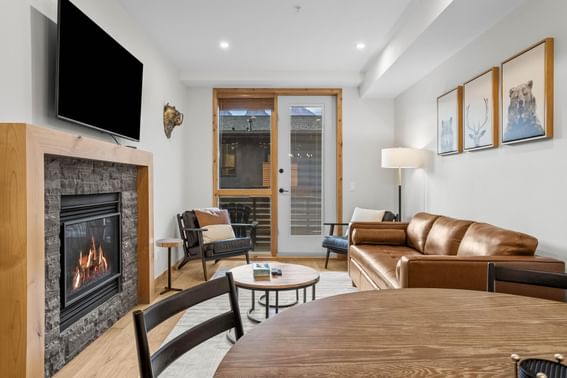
[60,193,122,330]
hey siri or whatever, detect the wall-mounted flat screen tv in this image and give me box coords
[56,0,143,142]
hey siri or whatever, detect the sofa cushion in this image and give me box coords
[352,228,406,245]
[350,245,420,288]
[346,207,386,236]
[406,212,439,253]
[351,207,386,222]
[457,223,538,257]
[423,217,473,255]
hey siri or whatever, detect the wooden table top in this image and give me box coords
[215,288,567,377]
[229,263,320,290]
[155,238,182,248]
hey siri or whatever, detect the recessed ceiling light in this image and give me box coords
[219,41,230,50]
[356,42,366,50]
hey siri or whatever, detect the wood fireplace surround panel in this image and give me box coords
[0,123,155,377]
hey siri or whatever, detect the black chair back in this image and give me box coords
[177,211,200,251]
[221,203,252,238]
[487,262,567,301]
[133,272,244,377]
[221,203,251,223]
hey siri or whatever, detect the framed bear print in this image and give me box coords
[501,38,553,144]
[463,68,499,151]
[437,86,463,155]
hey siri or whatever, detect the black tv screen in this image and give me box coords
[56,0,143,141]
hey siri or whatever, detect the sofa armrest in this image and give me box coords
[348,222,409,245]
[397,255,565,299]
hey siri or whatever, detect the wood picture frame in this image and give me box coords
[463,67,499,151]
[437,86,463,155]
[501,38,553,144]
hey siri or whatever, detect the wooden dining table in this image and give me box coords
[214,288,567,377]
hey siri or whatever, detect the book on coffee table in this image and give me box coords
[252,263,271,280]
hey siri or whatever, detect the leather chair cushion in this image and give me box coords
[350,245,421,288]
[204,237,251,257]
[352,228,406,246]
[423,217,473,255]
[457,223,538,257]
[406,212,440,253]
[194,208,231,226]
[322,235,348,253]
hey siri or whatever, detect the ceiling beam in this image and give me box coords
[360,0,526,99]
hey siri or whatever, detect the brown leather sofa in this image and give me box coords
[348,212,565,298]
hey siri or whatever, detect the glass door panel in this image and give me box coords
[219,105,272,189]
[216,97,275,255]
[277,96,336,255]
[290,106,323,235]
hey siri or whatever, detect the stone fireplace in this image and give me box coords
[44,157,138,376]
[0,123,155,377]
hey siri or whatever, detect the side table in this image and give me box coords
[156,238,183,295]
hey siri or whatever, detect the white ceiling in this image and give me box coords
[118,0,526,97]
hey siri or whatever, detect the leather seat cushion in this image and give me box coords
[322,235,348,253]
[204,237,251,257]
[406,212,440,253]
[457,223,538,257]
[423,216,473,255]
[350,245,420,288]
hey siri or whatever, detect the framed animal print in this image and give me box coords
[437,87,463,155]
[463,68,499,151]
[501,38,554,144]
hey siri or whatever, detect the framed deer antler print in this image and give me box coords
[463,67,499,151]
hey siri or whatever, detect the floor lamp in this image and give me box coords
[381,148,421,222]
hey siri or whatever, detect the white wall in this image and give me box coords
[342,88,396,219]
[0,0,31,121]
[184,88,214,208]
[183,87,396,227]
[394,0,567,262]
[1,0,190,276]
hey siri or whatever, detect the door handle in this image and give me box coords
[279,188,289,194]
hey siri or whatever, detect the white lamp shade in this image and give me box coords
[381,147,422,168]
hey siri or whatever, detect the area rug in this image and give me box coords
[160,270,356,377]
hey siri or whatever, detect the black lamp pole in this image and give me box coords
[397,167,403,222]
[398,183,402,222]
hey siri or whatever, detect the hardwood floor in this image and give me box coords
[55,256,348,377]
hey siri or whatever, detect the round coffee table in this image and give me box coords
[230,263,320,321]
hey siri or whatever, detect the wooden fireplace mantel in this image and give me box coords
[0,123,155,377]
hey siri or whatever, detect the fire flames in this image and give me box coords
[72,236,109,291]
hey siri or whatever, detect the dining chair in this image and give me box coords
[132,272,244,378]
[487,262,567,301]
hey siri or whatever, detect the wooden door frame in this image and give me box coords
[212,88,343,256]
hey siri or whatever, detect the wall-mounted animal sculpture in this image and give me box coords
[163,103,184,139]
